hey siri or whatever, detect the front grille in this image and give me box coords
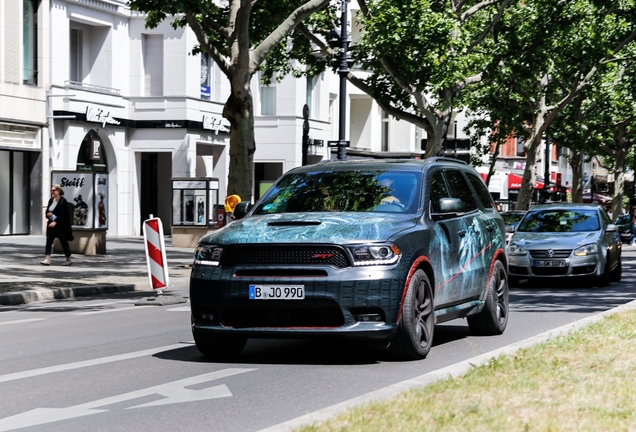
[533,266,569,276]
[529,249,572,259]
[220,299,345,328]
[221,245,349,268]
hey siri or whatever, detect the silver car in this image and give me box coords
[507,203,622,287]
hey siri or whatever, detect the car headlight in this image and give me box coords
[507,244,528,256]
[194,245,223,266]
[574,244,598,256]
[347,243,401,266]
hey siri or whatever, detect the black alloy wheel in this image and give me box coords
[391,269,435,360]
[467,260,509,335]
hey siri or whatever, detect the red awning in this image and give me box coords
[507,174,544,190]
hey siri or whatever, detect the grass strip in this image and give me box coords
[298,310,636,432]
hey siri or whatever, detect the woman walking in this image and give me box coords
[42,184,74,266]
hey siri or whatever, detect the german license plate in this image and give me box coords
[533,260,566,267]
[249,285,305,300]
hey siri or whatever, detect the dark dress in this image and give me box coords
[45,196,74,256]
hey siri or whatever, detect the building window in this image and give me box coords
[516,137,525,157]
[260,73,276,116]
[143,34,164,96]
[200,53,212,99]
[70,28,82,83]
[23,0,38,85]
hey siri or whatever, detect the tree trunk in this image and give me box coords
[612,129,627,220]
[223,85,255,201]
[570,151,583,203]
[424,113,451,159]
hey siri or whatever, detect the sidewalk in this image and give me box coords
[0,235,195,305]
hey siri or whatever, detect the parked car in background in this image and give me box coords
[190,157,509,360]
[507,203,621,287]
[501,211,527,245]
[615,214,632,244]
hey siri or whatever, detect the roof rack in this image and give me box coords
[426,156,468,165]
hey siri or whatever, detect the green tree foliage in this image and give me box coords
[464,0,636,210]
[128,0,330,200]
[299,0,512,158]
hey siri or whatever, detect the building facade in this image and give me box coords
[0,0,50,235]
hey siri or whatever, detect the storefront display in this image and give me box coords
[172,178,220,227]
[51,171,108,230]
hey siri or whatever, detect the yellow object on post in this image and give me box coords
[224,195,241,213]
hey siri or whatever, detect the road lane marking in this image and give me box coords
[167,306,190,312]
[74,306,140,315]
[0,343,190,383]
[0,368,257,431]
[0,318,46,326]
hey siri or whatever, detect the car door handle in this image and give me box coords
[458,229,466,237]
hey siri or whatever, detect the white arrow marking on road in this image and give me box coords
[167,306,190,312]
[0,368,256,431]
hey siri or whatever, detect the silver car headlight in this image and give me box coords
[507,244,528,256]
[347,243,401,266]
[574,244,598,256]
[194,245,223,266]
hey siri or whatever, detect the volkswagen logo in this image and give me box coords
[547,249,555,258]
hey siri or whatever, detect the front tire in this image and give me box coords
[467,260,509,336]
[391,270,435,360]
[610,257,622,282]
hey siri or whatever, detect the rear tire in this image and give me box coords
[467,261,509,336]
[391,270,435,360]
[193,331,247,359]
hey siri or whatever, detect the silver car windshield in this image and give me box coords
[253,170,422,214]
[517,209,600,233]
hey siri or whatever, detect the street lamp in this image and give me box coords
[335,0,350,160]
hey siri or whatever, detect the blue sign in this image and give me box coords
[201,85,210,100]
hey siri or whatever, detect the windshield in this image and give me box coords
[517,209,600,233]
[501,212,525,226]
[253,170,422,214]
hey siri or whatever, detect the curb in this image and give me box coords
[259,298,636,432]
[0,284,142,306]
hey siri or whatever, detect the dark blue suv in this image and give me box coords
[190,158,509,360]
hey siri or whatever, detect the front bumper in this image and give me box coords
[508,254,601,278]
[189,264,405,342]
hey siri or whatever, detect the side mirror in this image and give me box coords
[606,223,618,232]
[431,198,464,221]
[233,201,253,220]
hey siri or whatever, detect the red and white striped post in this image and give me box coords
[143,217,170,293]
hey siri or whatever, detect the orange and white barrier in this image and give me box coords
[143,217,169,291]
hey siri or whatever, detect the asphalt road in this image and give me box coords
[1,248,635,432]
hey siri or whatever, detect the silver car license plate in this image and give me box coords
[249,285,305,300]
[533,260,566,267]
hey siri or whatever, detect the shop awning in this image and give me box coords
[507,173,544,190]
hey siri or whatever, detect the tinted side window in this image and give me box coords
[430,171,451,213]
[467,173,495,209]
[445,170,477,212]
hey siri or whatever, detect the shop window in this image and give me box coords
[23,0,38,85]
[76,130,108,172]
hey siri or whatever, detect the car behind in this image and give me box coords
[507,203,621,287]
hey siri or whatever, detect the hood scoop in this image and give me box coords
[267,220,322,227]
